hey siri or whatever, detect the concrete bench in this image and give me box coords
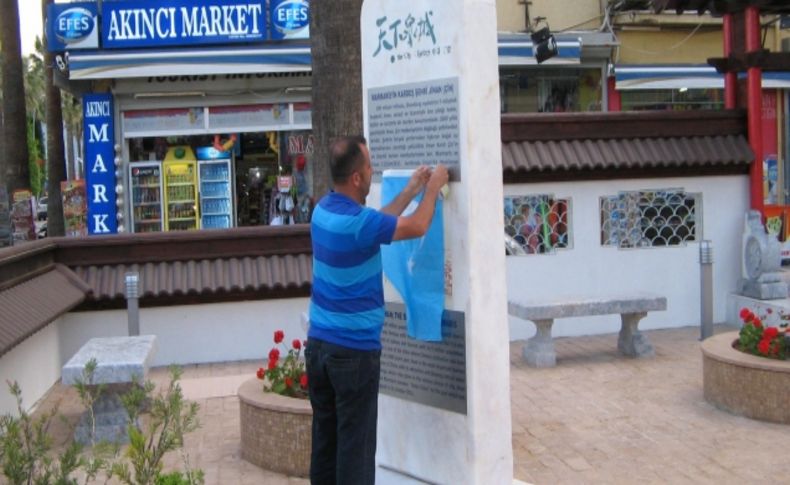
[508,295,667,368]
[62,335,158,444]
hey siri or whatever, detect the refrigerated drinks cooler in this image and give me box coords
[197,154,234,229]
[163,147,199,231]
[129,163,164,233]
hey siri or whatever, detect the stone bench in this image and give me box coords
[62,335,158,444]
[508,295,667,368]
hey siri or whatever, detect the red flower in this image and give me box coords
[757,338,771,355]
[739,308,751,320]
[292,339,302,350]
[256,367,265,380]
[300,374,308,389]
[268,359,277,371]
[285,377,293,388]
[269,348,280,361]
[274,330,285,343]
[763,327,779,339]
[752,318,763,329]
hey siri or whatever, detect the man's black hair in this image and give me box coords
[330,136,367,184]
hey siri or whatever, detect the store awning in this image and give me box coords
[68,44,311,80]
[615,65,722,90]
[615,64,790,90]
[498,36,581,66]
[67,34,587,80]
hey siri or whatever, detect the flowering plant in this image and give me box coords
[738,308,787,360]
[257,330,308,398]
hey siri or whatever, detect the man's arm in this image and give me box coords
[381,166,431,216]
[393,165,449,241]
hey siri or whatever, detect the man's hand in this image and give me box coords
[427,164,449,193]
[404,165,431,197]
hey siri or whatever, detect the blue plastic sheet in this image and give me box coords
[381,172,445,341]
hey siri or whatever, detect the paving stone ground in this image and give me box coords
[28,324,790,485]
[510,324,790,485]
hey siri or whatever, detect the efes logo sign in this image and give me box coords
[270,0,309,40]
[46,2,98,51]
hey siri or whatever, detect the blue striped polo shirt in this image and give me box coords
[308,192,397,350]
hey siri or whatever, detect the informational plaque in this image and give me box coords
[368,77,460,180]
[380,302,466,414]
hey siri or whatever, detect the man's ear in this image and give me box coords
[350,170,361,187]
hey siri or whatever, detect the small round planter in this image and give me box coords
[238,378,312,477]
[701,332,790,424]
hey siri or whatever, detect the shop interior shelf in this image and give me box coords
[201,178,228,183]
[168,199,196,204]
[135,219,161,224]
[134,184,161,188]
[169,217,196,222]
[167,182,195,186]
[202,212,229,217]
[136,201,161,206]
[200,195,228,200]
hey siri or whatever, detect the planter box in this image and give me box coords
[238,378,312,477]
[702,332,790,425]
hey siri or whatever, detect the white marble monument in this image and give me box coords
[361,1,514,483]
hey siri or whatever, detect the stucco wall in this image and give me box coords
[615,30,723,64]
[506,175,749,341]
[0,318,67,416]
[0,298,310,415]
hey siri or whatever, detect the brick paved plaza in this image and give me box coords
[33,324,789,484]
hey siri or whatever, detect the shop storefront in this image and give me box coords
[497,33,615,114]
[613,64,790,258]
[48,0,313,235]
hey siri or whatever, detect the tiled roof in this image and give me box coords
[502,135,753,174]
[72,254,312,302]
[653,0,790,14]
[500,110,753,181]
[0,265,89,358]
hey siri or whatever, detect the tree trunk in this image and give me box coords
[309,0,364,200]
[1,0,31,197]
[42,0,66,236]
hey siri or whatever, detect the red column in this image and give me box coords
[723,13,737,109]
[607,77,621,112]
[745,6,763,213]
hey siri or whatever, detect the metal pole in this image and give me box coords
[700,241,713,340]
[125,272,140,336]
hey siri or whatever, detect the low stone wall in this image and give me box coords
[238,378,312,477]
[702,332,790,425]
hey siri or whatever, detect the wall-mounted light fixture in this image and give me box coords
[531,17,558,64]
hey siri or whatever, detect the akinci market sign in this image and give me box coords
[102,0,267,48]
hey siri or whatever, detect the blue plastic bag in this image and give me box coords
[381,171,445,341]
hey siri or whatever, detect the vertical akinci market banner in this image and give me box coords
[84,94,117,235]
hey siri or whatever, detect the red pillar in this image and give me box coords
[745,6,763,214]
[723,13,737,109]
[607,77,621,112]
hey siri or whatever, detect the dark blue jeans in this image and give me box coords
[305,338,381,485]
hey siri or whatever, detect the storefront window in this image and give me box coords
[126,129,313,233]
[621,89,724,111]
[499,67,603,113]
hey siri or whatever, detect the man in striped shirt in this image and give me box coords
[306,135,448,485]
